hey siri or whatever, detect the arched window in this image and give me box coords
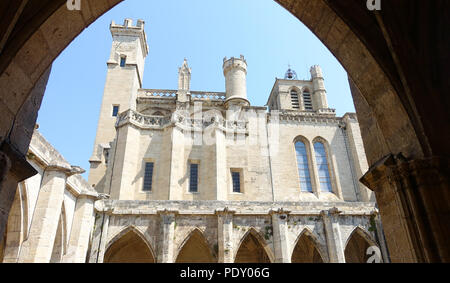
[295,141,313,192]
[303,90,313,111]
[291,90,300,109]
[314,142,333,192]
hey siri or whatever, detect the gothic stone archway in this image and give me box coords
[175,229,216,263]
[0,0,448,263]
[104,228,156,263]
[291,230,325,263]
[235,229,273,263]
[344,227,380,263]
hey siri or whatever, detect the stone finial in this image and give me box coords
[178,58,191,93]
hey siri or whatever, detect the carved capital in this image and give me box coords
[320,207,342,219]
[269,208,291,216]
[361,154,450,193]
[215,207,236,216]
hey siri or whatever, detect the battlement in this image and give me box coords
[109,18,149,59]
[223,55,248,75]
[310,65,324,79]
[110,18,145,30]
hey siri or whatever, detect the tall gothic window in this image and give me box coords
[303,90,313,111]
[314,142,333,192]
[295,141,313,192]
[291,90,300,109]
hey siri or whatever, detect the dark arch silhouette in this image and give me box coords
[0,0,448,263]
[291,229,325,263]
[104,227,155,263]
[344,227,380,263]
[235,228,273,263]
[175,228,216,263]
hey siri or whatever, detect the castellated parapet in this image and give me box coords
[223,55,250,108]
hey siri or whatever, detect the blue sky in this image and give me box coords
[37,0,355,177]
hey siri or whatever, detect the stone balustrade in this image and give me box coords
[116,109,249,133]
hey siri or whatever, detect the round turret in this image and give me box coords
[310,65,328,109]
[223,55,250,108]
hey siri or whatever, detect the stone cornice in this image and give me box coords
[96,200,378,216]
[270,111,341,125]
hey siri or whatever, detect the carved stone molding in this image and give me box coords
[0,140,37,182]
[215,207,236,216]
[360,154,450,262]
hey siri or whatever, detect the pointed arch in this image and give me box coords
[2,184,25,263]
[104,226,155,263]
[344,226,380,263]
[175,228,216,263]
[234,228,274,263]
[291,228,327,263]
[312,137,335,193]
[294,136,314,193]
[18,182,29,241]
[50,203,67,263]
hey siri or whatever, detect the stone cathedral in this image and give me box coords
[0,19,389,263]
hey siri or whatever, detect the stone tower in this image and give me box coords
[266,65,333,114]
[88,19,149,192]
[223,55,250,108]
[310,65,328,110]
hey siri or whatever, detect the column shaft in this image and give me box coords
[217,209,234,263]
[321,209,346,263]
[271,210,291,263]
[159,211,177,263]
[63,196,96,263]
[18,169,67,263]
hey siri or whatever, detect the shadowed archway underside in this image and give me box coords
[104,231,155,263]
[291,233,324,263]
[0,0,448,263]
[235,233,271,263]
[175,230,216,263]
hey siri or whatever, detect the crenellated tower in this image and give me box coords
[88,19,149,191]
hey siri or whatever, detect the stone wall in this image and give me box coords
[90,200,386,263]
